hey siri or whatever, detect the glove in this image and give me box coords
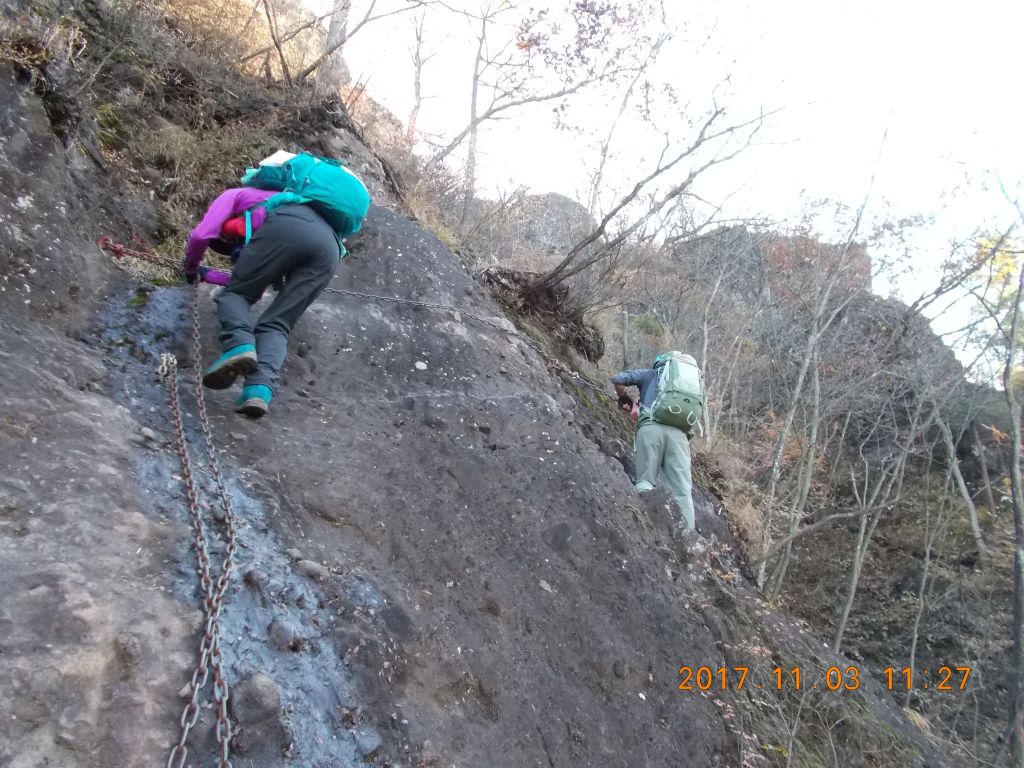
[184,265,213,284]
[618,393,634,412]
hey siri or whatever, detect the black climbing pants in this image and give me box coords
[214,205,339,391]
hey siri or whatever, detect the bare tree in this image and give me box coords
[531,106,770,298]
[420,1,653,215]
[755,235,871,588]
[999,209,1024,766]
[240,11,334,66]
[938,414,988,566]
[406,10,434,143]
[973,422,1000,515]
[832,401,922,654]
[455,2,499,230]
[263,0,292,85]
[313,0,351,99]
[953,190,1024,762]
[585,31,670,218]
[766,346,820,600]
[904,464,954,708]
[298,0,433,89]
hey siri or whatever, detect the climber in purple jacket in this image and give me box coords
[182,187,277,286]
[182,187,340,418]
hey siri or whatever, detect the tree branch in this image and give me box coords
[297,0,432,83]
[241,12,333,63]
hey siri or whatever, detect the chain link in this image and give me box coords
[98,235,182,271]
[160,283,237,768]
[187,279,238,768]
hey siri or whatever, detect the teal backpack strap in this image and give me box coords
[242,193,310,245]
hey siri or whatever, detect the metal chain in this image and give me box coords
[158,282,237,768]
[187,281,238,768]
[98,236,182,271]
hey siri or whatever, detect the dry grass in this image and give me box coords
[404,184,463,253]
[165,0,324,78]
[694,431,767,558]
[724,482,767,558]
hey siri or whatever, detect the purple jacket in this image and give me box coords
[184,188,276,286]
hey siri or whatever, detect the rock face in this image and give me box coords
[0,63,954,768]
[511,191,597,253]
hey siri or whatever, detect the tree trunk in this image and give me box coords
[458,17,487,231]
[939,416,987,566]
[757,313,823,588]
[904,469,953,708]
[973,423,998,515]
[708,332,745,443]
[832,413,915,654]
[699,266,725,437]
[827,412,852,491]
[459,124,479,230]
[833,511,868,654]
[406,12,427,144]
[241,0,265,38]
[768,352,820,599]
[621,307,629,368]
[263,0,292,86]
[314,0,351,99]
[1002,262,1024,766]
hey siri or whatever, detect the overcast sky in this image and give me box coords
[312,0,1023,345]
[330,1,1021,218]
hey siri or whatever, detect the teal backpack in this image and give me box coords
[650,352,704,434]
[240,152,372,254]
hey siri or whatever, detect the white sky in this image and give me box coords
[311,0,1024,349]
[330,0,1022,222]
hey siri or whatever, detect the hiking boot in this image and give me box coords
[202,344,258,390]
[235,384,272,418]
[635,480,655,493]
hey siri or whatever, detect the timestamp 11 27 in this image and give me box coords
[882,666,971,690]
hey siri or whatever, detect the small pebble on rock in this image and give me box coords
[355,727,383,757]
[295,559,331,582]
[232,674,282,724]
[267,618,302,651]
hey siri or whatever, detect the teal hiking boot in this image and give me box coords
[235,385,272,418]
[202,344,258,390]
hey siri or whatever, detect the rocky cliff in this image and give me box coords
[0,24,961,768]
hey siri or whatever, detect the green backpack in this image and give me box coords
[240,152,372,254]
[651,352,704,434]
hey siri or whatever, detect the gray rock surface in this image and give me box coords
[233,674,282,725]
[294,558,331,582]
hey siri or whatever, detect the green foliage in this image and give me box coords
[632,312,664,337]
[127,287,150,307]
[967,233,1024,354]
[95,102,130,149]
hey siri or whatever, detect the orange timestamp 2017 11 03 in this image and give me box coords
[677,665,972,692]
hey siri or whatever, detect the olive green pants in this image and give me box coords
[634,422,695,530]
